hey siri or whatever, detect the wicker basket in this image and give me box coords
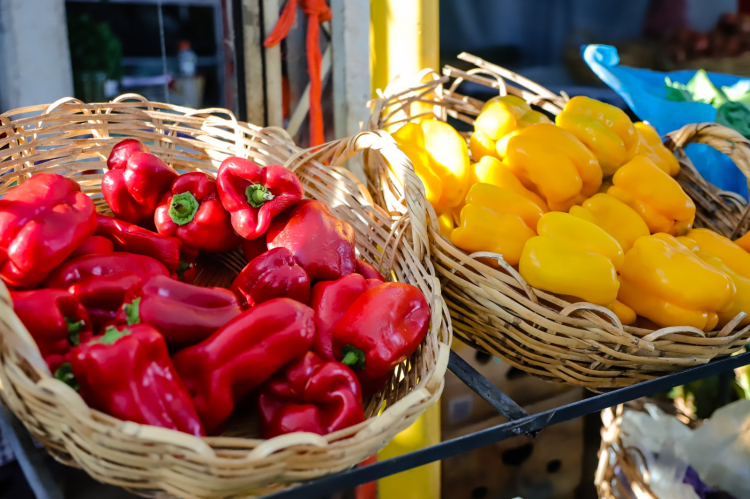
[0,95,451,498]
[365,52,750,390]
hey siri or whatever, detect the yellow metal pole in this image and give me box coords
[370,1,440,498]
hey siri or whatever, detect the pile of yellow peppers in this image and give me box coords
[391,93,750,332]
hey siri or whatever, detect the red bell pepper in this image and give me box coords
[12,289,93,372]
[67,236,114,260]
[332,282,431,396]
[116,275,242,349]
[242,236,268,263]
[66,323,205,436]
[0,173,97,287]
[155,172,240,253]
[258,351,365,438]
[230,247,310,308]
[310,274,383,362]
[102,140,177,226]
[216,157,303,240]
[106,138,149,170]
[355,259,385,281]
[267,199,356,282]
[45,252,171,331]
[172,298,315,434]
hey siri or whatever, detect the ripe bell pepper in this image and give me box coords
[355,259,385,281]
[451,183,542,265]
[555,96,638,176]
[267,199,356,282]
[230,247,311,308]
[12,289,93,372]
[608,155,695,236]
[569,193,650,253]
[504,124,603,211]
[67,235,114,260]
[155,172,240,253]
[172,298,316,434]
[470,156,549,212]
[0,173,97,287]
[619,234,736,331]
[258,351,365,438]
[116,275,242,349]
[216,157,303,240]
[66,324,205,436]
[102,140,178,226]
[633,122,680,176]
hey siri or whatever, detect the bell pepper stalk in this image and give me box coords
[11,289,94,372]
[267,199,356,282]
[355,259,385,281]
[258,351,365,438]
[116,275,243,349]
[155,172,240,253]
[0,173,97,287]
[310,274,383,362]
[62,323,205,436]
[230,247,310,308]
[102,140,178,226]
[216,157,303,240]
[67,235,114,260]
[331,282,431,396]
[172,297,316,434]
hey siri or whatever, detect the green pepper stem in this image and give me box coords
[65,317,85,346]
[96,326,130,345]
[340,346,366,370]
[54,362,79,391]
[168,192,200,226]
[123,297,141,326]
[246,184,275,208]
[176,260,195,282]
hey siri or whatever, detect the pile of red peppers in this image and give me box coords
[1,140,431,439]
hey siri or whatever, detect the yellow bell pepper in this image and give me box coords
[734,231,750,253]
[391,120,470,215]
[472,156,549,211]
[451,183,542,265]
[633,122,680,176]
[504,124,603,212]
[519,212,623,305]
[555,96,638,176]
[608,155,695,236]
[438,212,454,239]
[679,228,750,326]
[618,233,736,331]
[606,299,637,326]
[569,193,650,253]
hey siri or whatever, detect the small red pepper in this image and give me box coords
[12,289,93,372]
[172,298,315,434]
[230,247,310,308]
[116,275,242,349]
[102,140,178,226]
[0,173,97,286]
[65,323,205,436]
[355,259,385,281]
[216,157,303,239]
[332,282,431,396]
[242,236,268,263]
[267,199,356,282]
[258,351,365,438]
[155,172,240,253]
[67,236,114,260]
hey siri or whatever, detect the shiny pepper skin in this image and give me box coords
[519,212,624,306]
[569,193,650,253]
[470,156,549,212]
[618,233,736,331]
[633,122,680,176]
[230,247,311,308]
[608,155,695,236]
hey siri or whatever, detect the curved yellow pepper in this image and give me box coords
[569,193,650,253]
[606,299,637,326]
[519,212,623,305]
[608,155,695,236]
[504,125,603,212]
[734,231,750,253]
[451,183,542,265]
[618,233,736,331]
[555,96,638,176]
[438,212,454,239]
[633,122,680,176]
[472,156,549,212]
[392,120,470,215]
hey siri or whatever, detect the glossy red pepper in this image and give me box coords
[258,351,365,438]
[310,274,383,362]
[355,259,385,281]
[45,252,171,331]
[230,247,310,308]
[267,199,356,282]
[116,275,242,349]
[0,173,97,286]
[332,282,431,396]
[67,236,114,260]
[66,323,205,436]
[12,289,93,372]
[155,172,240,252]
[216,157,303,239]
[172,298,315,434]
[102,140,177,226]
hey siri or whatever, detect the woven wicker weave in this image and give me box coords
[365,52,750,390]
[0,95,451,498]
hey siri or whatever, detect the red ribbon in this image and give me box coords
[265,0,333,147]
